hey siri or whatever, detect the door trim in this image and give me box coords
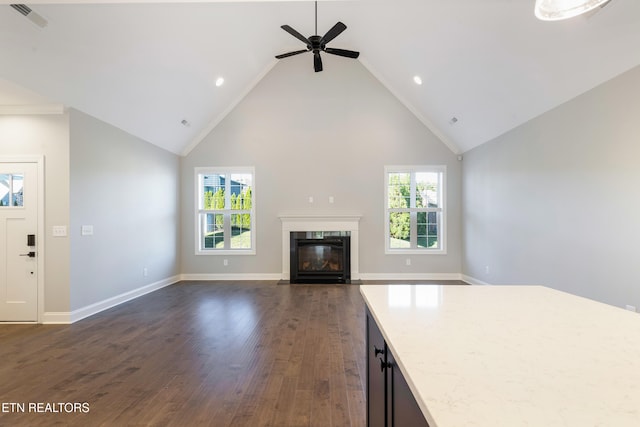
[0,156,45,323]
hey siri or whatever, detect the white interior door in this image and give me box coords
[0,162,38,322]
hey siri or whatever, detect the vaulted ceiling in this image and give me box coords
[1,0,639,155]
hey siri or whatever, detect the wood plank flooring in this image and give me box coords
[0,280,464,426]
[0,282,367,426]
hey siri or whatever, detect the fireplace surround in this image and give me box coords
[279,215,361,282]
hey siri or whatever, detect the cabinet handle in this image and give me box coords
[379,357,391,372]
[374,345,384,357]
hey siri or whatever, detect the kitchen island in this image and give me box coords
[360,285,640,427]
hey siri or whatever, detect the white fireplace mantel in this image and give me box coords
[279,214,361,281]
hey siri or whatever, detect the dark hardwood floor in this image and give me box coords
[0,280,464,426]
[0,282,367,426]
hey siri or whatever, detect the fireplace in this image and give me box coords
[290,231,351,284]
[279,214,360,281]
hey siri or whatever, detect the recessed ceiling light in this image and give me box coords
[413,76,423,85]
[215,77,225,87]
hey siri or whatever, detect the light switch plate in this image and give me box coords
[81,225,94,236]
[52,225,67,237]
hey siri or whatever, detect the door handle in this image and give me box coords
[19,252,36,258]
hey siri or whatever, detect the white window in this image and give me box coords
[195,167,255,255]
[384,166,445,254]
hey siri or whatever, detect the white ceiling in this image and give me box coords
[0,0,639,155]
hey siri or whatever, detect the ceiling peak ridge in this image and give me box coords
[180,59,279,157]
[357,57,461,156]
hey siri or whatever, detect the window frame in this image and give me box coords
[384,165,446,255]
[195,166,256,256]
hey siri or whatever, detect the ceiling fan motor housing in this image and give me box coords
[309,35,323,52]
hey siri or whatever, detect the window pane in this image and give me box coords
[389,212,410,248]
[203,213,224,249]
[230,173,252,211]
[230,214,251,249]
[388,173,410,208]
[427,212,439,249]
[417,212,439,249]
[0,174,24,207]
[12,174,24,206]
[417,211,428,248]
[0,174,9,207]
[202,174,225,209]
[416,172,439,208]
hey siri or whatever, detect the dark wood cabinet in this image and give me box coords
[367,309,387,427]
[367,308,430,427]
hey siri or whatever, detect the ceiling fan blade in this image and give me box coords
[324,47,360,59]
[314,52,323,72]
[320,22,346,45]
[275,49,309,59]
[281,25,311,46]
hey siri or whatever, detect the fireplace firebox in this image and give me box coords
[290,231,351,284]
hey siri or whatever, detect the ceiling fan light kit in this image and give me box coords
[534,0,612,21]
[275,1,360,72]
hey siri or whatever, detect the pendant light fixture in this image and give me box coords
[534,0,612,21]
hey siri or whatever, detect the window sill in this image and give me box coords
[196,249,256,256]
[385,248,447,255]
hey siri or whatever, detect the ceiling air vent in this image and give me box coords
[10,4,31,16]
[10,4,48,28]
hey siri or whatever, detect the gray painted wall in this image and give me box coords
[462,65,640,309]
[69,109,180,310]
[0,113,70,313]
[181,56,462,276]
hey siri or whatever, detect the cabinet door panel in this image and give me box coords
[388,351,430,427]
[366,310,386,427]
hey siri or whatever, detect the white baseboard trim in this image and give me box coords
[359,273,463,281]
[461,274,492,286]
[69,275,181,323]
[42,312,72,324]
[179,272,468,282]
[180,273,282,281]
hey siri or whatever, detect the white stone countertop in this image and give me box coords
[360,285,640,427]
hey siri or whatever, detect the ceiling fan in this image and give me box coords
[275,1,360,72]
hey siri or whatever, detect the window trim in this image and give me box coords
[384,165,446,255]
[194,166,256,256]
